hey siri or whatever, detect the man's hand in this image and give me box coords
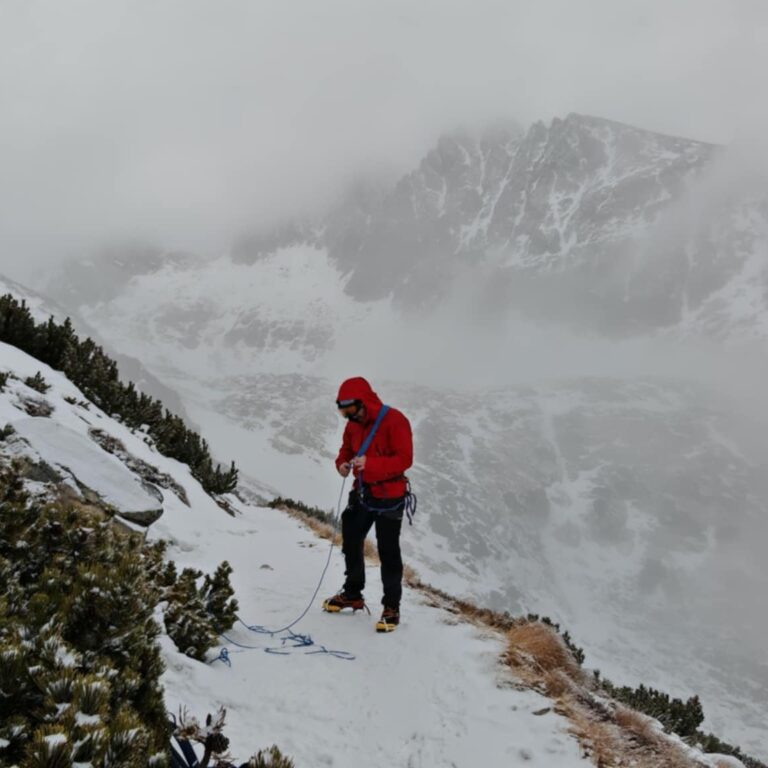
[350,456,366,472]
[338,462,352,477]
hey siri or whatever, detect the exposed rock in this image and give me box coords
[89,427,189,506]
[115,507,164,526]
[17,394,54,417]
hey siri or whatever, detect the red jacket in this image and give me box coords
[335,377,413,499]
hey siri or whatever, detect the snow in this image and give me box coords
[1,338,759,767]
[12,418,161,514]
[0,340,590,768]
[78,246,396,380]
[155,493,589,768]
[74,713,101,727]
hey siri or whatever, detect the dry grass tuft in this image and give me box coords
[569,712,617,768]
[507,621,582,680]
[543,669,578,699]
[567,704,699,768]
[614,707,659,746]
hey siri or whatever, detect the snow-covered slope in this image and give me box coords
[30,112,768,758]
[161,491,589,767]
[151,367,768,757]
[0,274,190,418]
[0,340,593,767]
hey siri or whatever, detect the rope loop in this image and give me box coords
[206,475,355,664]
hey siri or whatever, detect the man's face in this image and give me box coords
[338,399,365,422]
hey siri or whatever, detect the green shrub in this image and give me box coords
[693,732,766,768]
[268,496,335,525]
[600,681,703,737]
[164,568,218,660]
[0,462,168,766]
[163,562,238,661]
[24,370,51,393]
[246,745,296,768]
[202,561,239,634]
[0,462,281,767]
[0,293,238,494]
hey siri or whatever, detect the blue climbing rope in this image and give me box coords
[209,473,353,664]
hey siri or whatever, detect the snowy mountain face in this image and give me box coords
[233,113,767,340]
[36,113,768,756]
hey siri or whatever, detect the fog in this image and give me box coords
[2,0,768,281]
[2,0,768,754]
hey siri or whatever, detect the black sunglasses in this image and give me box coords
[337,399,363,418]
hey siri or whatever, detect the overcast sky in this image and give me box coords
[2,0,768,282]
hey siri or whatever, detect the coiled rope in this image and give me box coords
[209,474,354,664]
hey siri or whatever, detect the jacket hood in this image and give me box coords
[337,377,382,421]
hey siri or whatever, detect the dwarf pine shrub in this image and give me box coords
[0,462,168,766]
[693,732,766,768]
[246,745,296,768]
[0,462,279,767]
[164,568,219,660]
[202,561,240,634]
[162,561,239,660]
[600,681,703,737]
[0,293,239,494]
[268,496,335,525]
[24,370,51,393]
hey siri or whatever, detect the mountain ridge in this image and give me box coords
[26,111,768,754]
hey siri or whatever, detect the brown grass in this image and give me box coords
[506,621,583,679]
[543,669,578,698]
[614,707,659,746]
[567,708,618,768]
[566,703,699,768]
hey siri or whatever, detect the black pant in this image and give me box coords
[341,491,404,609]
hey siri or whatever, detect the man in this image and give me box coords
[322,376,413,632]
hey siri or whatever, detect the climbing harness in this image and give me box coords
[356,405,417,524]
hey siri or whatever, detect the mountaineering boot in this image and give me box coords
[322,591,368,613]
[375,606,400,633]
